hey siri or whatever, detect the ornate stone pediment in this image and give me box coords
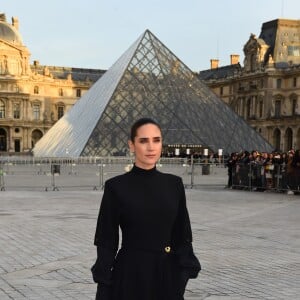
[243,34,269,72]
[0,40,30,76]
[244,34,259,53]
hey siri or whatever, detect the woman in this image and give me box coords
[264,152,275,189]
[91,117,201,300]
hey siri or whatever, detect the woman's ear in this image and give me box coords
[128,140,135,153]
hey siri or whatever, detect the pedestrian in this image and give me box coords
[226,152,237,188]
[91,117,201,300]
[290,149,300,193]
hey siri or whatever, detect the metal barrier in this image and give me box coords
[0,156,227,191]
[231,162,300,194]
[1,156,299,194]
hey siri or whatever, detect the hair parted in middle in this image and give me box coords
[130,118,161,142]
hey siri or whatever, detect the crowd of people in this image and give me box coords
[226,149,300,194]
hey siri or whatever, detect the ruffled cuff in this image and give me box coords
[91,246,116,284]
[175,243,201,279]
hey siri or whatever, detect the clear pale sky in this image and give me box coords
[1,0,300,71]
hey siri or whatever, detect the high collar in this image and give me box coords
[131,164,157,176]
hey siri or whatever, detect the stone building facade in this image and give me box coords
[199,19,300,152]
[2,14,299,155]
[0,13,104,154]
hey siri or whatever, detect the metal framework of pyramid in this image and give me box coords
[33,30,273,157]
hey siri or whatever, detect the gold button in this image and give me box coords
[165,246,171,253]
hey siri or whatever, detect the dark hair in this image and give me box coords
[130,118,161,142]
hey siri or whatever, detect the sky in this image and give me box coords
[1,0,300,71]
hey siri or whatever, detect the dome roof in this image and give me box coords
[0,20,23,45]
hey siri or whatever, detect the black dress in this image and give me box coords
[91,165,200,300]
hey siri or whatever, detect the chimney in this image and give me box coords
[210,59,219,69]
[12,17,19,30]
[230,54,239,65]
[0,13,6,22]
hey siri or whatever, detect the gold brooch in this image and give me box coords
[165,246,171,253]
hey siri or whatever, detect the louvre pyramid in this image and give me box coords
[33,30,273,157]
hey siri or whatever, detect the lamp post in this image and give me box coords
[202,148,209,175]
[218,148,223,164]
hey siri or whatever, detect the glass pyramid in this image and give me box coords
[33,30,273,157]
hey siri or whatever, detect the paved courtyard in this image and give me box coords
[0,185,299,299]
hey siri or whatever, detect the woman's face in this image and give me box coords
[129,123,162,169]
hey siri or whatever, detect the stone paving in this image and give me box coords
[0,181,300,299]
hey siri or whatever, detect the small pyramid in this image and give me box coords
[33,30,273,157]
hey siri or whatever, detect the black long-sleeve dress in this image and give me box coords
[91,165,201,300]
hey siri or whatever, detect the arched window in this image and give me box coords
[0,100,5,118]
[292,99,297,115]
[220,86,223,96]
[285,128,293,152]
[289,94,298,115]
[34,86,39,94]
[57,105,65,119]
[274,100,281,118]
[31,129,43,148]
[0,128,7,151]
[276,79,282,89]
[33,103,41,120]
[13,103,21,119]
[273,128,281,151]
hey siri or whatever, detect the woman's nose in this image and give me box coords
[147,142,154,150]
